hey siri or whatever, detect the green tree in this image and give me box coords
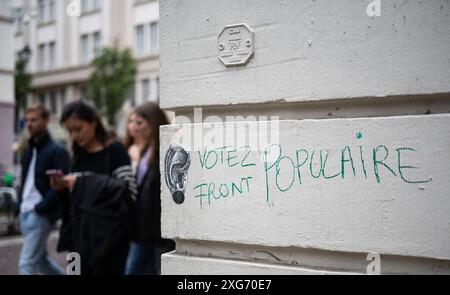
[14,46,32,132]
[86,47,137,126]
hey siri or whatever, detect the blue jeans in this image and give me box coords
[125,242,160,275]
[19,211,65,275]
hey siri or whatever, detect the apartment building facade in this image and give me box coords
[0,0,14,170]
[11,0,160,138]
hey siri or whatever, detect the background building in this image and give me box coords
[0,0,14,173]
[11,0,160,139]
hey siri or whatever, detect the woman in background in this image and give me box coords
[125,102,175,275]
[124,112,146,173]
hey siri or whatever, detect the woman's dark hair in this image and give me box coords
[133,102,169,166]
[60,100,110,162]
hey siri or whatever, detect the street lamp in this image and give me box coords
[18,45,31,62]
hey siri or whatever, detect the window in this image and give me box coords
[14,8,24,34]
[82,0,102,13]
[39,93,46,106]
[93,32,102,57]
[49,42,56,69]
[81,0,90,13]
[60,89,66,114]
[150,22,159,54]
[136,22,159,56]
[39,0,46,23]
[49,91,57,114]
[142,79,150,101]
[80,87,87,100]
[49,0,56,21]
[81,32,101,63]
[38,42,57,70]
[81,34,89,64]
[136,25,145,56]
[39,44,46,70]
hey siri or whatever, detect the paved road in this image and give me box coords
[0,231,68,275]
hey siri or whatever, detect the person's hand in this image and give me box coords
[50,173,65,191]
[50,175,77,192]
[63,175,77,191]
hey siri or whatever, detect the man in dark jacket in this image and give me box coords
[17,105,69,275]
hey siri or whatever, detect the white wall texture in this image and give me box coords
[159,0,450,274]
[0,22,14,79]
[160,0,450,109]
[36,24,56,44]
[134,0,159,25]
[79,13,102,35]
[0,75,14,104]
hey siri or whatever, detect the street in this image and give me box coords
[0,231,67,275]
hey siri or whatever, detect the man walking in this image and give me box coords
[17,105,69,275]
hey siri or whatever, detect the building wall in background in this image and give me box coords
[10,0,160,139]
[0,0,14,170]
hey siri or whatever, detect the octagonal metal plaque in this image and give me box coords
[217,23,255,67]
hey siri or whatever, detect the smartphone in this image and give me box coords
[46,169,64,178]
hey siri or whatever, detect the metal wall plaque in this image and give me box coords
[217,23,255,67]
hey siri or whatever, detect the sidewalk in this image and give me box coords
[0,231,67,275]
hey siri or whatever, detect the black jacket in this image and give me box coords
[58,174,134,274]
[18,132,70,223]
[135,157,174,249]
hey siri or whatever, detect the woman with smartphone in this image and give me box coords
[51,100,137,275]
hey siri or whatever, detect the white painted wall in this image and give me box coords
[79,12,101,35]
[36,24,56,43]
[0,7,14,104]
[133,0,158,25]
[0,0,15,168]
[101,0,111,47]
[160,0,450,109]
[161,115,450,259]
[69,3,79,66]
[14,34,23,52]
[163,253,358,275]
[56,0,64,68]
[28,0,37,73]
[0,75,14,104]
[0,22,14,79]
[159,0,450,274]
